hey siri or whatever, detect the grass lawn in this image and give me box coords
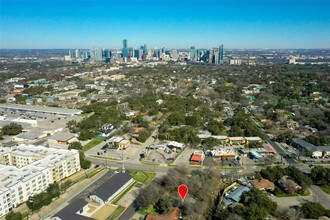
[320,185,330,194]
[276,189,310,197]
[112,182,136,204]
[106,205,125,220]
[138,205,157,216]
[130,170,156,185]
[82,138,105,152]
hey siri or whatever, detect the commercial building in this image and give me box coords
[89,172,133,205]
[291,138,330,158]
[0,144,80,217]
[0,104,83,116]
[52,171,133,220]
[189,151,205,165]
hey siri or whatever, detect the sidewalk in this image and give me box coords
[27,168,108,220]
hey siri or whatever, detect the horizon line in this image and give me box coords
[1,48,330,50]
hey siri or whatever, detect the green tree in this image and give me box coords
[185,115,200,126]
[79,152,91,169]
[155,197,171,214]
[310,166,330,186]
[207,120,225,135]
[137,130,151,143]
[301,202,330,219]
[2,123,23,135]
[167,112,185,126]
[202,138,220,150]
[5,212,22,220]
[68,142,82,150]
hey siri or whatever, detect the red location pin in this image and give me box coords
[178,184,188,201]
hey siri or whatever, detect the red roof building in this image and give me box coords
[189,151,205,165]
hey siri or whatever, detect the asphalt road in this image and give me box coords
[118,203,136,220]
[249,115,296,165]
[310,185,330,209]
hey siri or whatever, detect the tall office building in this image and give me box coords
[208,49,213,64]
[69,50,74,59]
[122,39,129,58]
[219,45,224,64]
[94,48,102,62]
[190,46,196,61]
[75,49,79,58]
[213,47,219,64]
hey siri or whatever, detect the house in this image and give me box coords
[89,171,133,205]
[223,186,251,206]
[156,99,164,105]
[167,141,184,152]
[189,151,205,165]
[145,207,181,220]
[278,176,301,194]
[304,125,318,133]
[286,120,299,129]
[252,179,275,191]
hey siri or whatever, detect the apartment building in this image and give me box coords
[0,144,80,217]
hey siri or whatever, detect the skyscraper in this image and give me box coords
[94,48,102,62]
[190,46,196,61]
[219,45,224,64]
[75,49,79,58]
[213,47,219,64]
[122,39,129,58]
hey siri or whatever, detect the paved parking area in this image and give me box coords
[173,147,196,166]
[86,142,143,161]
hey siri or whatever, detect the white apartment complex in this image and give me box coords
[0,144,81,217]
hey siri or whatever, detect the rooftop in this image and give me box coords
[49,131,77,141]
[52,198,93,220]
[0,103,82,115]
[226,186,251,202]
[92,171,132,201]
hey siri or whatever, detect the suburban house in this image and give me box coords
[252,179,275,191]
[145,207,181,220]
[189,151,205,165]
[89,171,133,205]
[223,185,251,206]
[286,120,299,129]
[278,176,301,194]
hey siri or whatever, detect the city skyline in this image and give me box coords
[0,0,330,49]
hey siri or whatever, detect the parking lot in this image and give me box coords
[0,107,80,130]
[86,142,144,161]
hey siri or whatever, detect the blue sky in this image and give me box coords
[0,0,329,49]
